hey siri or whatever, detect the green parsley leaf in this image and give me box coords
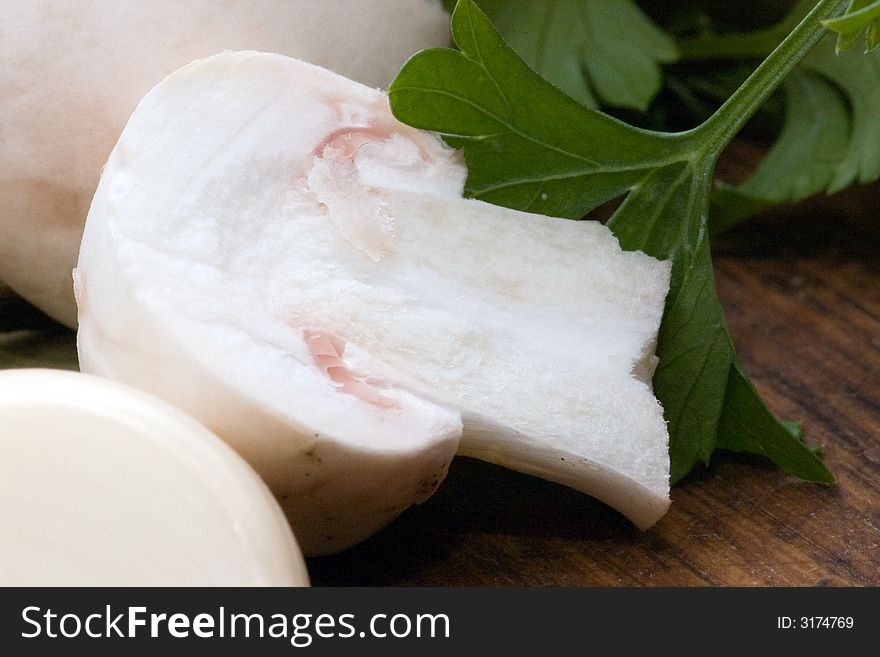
[717,365,834,482]
[463,0,678,111]
[823,0,880,52]
[389,0,841,483]
[804,39,880,188]
[710,60,852,234]
[706,32,880,233]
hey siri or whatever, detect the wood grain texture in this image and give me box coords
[1,179,877,586]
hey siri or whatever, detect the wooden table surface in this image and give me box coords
[2,175,878,586]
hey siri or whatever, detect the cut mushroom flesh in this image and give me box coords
[76,52,672,554]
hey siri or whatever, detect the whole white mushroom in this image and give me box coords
[0,0,449,327]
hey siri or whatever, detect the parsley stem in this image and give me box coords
[691,0,849,156]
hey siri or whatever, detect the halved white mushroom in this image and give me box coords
[0,369,309,586]
[76,52,672,555]
[0,0,450,327]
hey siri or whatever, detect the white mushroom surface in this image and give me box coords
[76,51,672,555]
[0,369,309,586]
[0,0,450,327]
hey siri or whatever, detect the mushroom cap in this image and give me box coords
[0,368,309,586]
[76,52,465,554]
